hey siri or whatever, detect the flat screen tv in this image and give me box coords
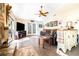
[16,22,25,31]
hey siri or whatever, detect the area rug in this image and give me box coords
[14,46,38,56]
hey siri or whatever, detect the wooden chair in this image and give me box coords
[39,36,52,48]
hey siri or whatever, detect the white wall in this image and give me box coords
[35,21,44,36]
[51,4,79,34]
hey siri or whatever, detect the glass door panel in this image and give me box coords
[33,23,36,34]
[28,23,31,34]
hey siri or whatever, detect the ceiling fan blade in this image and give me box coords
[44,12,49,14]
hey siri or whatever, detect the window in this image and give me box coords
[45,21,58,27]
[28,23,31,34]
[50,21,54,27]
[33,23,36,33]
[39,24,43,28]
[54,21,58,26]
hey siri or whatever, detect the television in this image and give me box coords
[16,22,25,31]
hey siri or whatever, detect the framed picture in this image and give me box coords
[45,23,49,27]
[50,21,53,27]
[54,21,58,26]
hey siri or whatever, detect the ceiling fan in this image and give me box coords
[36,6,49,17]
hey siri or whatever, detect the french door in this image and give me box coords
[27,23,36,35]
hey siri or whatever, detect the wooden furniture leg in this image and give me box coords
[39,38,40,48]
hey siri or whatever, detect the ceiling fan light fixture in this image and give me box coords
[39,5,49,17]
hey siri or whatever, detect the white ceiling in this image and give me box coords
[9,3,64,21]
[10,3,79,23]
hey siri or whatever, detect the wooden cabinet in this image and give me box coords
[57,29,77,53]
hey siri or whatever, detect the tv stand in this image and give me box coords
[18,31,26,39]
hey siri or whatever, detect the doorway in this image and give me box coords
[27,23,36,36]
